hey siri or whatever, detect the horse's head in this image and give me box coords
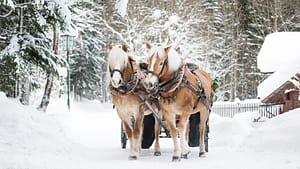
[107,43,129,89]
[143,42,183,92]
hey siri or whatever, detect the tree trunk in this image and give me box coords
[37,25,58,112]
[19,73,30,105]
[37,73,54,112]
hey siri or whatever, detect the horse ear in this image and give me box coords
[122,44,128,52]
[108,42,113,49]
[145,41,152,50]
[164,45,172,54]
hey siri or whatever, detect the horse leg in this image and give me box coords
[123,121,135,159]
[164,111,180,161]
[130,113,144,159]
[154,118,161,156]
[199,108,209,157]
[177,113,190,159]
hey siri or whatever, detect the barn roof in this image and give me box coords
[259,73,300,103]
[257,32,300,103]
[257,32,300,73]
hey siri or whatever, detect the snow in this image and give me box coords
[115,0,128,17]
[152,10,162,19]
[257,32,300,100]
[257,32,300,73]
[2,0,15,9]
[258,65,300,100]
[0,34,20,58]
[1,92,300,169]
[169,15,180,24]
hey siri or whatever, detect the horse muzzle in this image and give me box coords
[143,81,159,92]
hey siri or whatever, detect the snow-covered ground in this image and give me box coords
[0,92,300,169]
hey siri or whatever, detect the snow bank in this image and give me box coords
[241,108,300,152]
[1,92,300,169]
[210,109,300,152]
[0,92,72,169]
[210,112,256,150]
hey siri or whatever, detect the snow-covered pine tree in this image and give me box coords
[70,0,109,101]
[0,0,70,108]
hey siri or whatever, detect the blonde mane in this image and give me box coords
[153,45,183,72]
[167,46,183,72]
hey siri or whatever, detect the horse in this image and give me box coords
[107,43,160,159]
[143,42,213,161]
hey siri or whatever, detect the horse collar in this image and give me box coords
[158,65,185,97]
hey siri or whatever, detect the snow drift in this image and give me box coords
[0,91,300,169]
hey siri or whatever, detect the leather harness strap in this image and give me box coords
[157,64,211,110]
[109,57,139,95]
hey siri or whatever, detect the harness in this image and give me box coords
[152,64,211,111]
[145,58,169,91]
[181,68,210,110]
[109,57,139,95]
[109,58,170,136]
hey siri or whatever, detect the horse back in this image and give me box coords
[189,69,213,98]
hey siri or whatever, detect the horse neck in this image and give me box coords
[123,58,133,83]
[159,65,177,82]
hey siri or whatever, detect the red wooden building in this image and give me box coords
[257,32,300,114]
[260,73,300,113]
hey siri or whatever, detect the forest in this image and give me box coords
[1,0,300,111]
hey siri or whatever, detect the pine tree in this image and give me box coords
[71,0,109,101]
[0,0,70,108]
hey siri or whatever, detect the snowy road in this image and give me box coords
[0,94,300,169]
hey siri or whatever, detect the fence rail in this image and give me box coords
[211,102,282,119]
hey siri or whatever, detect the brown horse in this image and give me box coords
[107,43,150,160]
[143,42,213,161]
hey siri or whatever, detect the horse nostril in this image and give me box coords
[154,82,158,88]
[149,83,153,88]
[118,79,122,85]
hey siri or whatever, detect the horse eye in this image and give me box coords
[159,62,164,66]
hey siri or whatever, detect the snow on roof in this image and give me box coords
[257,32,300,73]
[258,66,300,100]
[257,32,300,100]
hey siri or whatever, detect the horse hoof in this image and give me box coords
[172,156,181,162]
[181,150,191,159]
[129,156,137,160]
[154,151,161,156]
[199,152,206,157]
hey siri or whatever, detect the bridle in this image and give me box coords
[109,58,138,94]
[146,54,168,81]
[110,68,123,78]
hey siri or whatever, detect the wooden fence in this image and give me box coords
[211,102,282,119]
